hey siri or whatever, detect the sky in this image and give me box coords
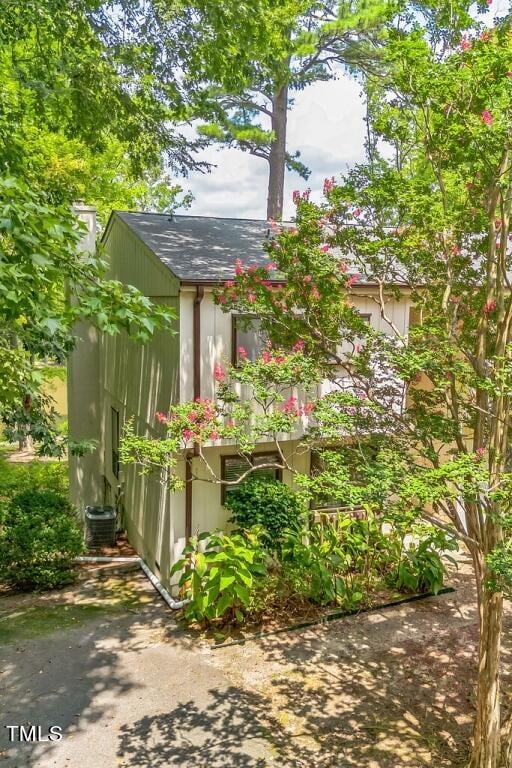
[180,74,367,221]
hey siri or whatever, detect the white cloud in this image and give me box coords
[180,74,366,220]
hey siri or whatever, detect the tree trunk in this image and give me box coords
[469,576,504,768]
[266,83,288,221]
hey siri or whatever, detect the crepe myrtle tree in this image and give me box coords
[120,345,320,488]
[206,17,512,767]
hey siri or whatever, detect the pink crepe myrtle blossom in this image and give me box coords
[451,244,461,255]
[302,188,311,201]
[187,410,198,422]
[481,110,494,126]
[347,273,360,287]
[302,402,315,415]
[247,292,257,303]
[311,287,321,301]
[323,177,336,194]
[292,190,301,203]
[319,244,330,253]
[224,280,235,289]
[182,428,195,441]
[355,344,363,353]
[352,208,361,218]
[274,355,286,364]
[475,447,486,459]
[261,349,272,363]
[213,362,226,383]
[226,420,235,429]
[303,274,312,283]
[484,299,497,314]
[292,340,305,352]
[155,411,168,424]
[235,258,244,276]
[217,294,227,305]
[283,396,299,414]
[265,262,277,272]
[248,265,258,273]
[209,430,220,441]
[238,346,248,360]
[460,36,472,50]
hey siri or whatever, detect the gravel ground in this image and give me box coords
[0,558,506,768]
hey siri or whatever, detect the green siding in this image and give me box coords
[98,215,183,585]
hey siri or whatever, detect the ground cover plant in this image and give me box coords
[171,506,456,630]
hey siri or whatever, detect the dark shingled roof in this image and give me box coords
[114,211,280,282]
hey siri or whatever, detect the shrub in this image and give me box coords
[282,522,363,607]
[0,457,69,523]
[225,479,306,551]
[171,527,267,626]
[387,527,457,595]
[0,490,84,590]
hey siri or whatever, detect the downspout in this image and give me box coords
[75,555,190,610]
[185,285,204,540]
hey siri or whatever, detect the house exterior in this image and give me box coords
[68,210,413,588]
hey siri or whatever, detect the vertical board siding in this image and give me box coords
[97,217,183,585]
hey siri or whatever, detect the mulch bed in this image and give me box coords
[179,583,455,648]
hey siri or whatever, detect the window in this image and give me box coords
[221,452,281,504]
[232,314,268,364]
[111,407,120,478]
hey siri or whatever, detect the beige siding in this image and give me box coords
[70,215,413,588]
[188,439,309,537]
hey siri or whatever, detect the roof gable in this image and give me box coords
[113,212,278,282]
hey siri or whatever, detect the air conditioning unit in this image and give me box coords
[85,505,116,548]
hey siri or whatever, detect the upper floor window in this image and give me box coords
[232,314,268,364]
[221,452,281,504]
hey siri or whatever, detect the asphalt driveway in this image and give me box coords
[0,560,502,768]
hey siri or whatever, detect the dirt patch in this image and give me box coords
[204,559,509,768]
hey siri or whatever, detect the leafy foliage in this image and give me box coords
[225,478,306,551]
[0,489,84,590]
[0,453,68,515]
[170,527,267,626]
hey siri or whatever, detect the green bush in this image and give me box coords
[0,456,68,523]
[0,490,84,590]
[171,527,267,626]
[387,529,457,595]
[225,479,306,550]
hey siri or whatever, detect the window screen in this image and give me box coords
[221,453,281,503]
[232,315,268,363]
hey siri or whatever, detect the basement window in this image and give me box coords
[221,452,281,504]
